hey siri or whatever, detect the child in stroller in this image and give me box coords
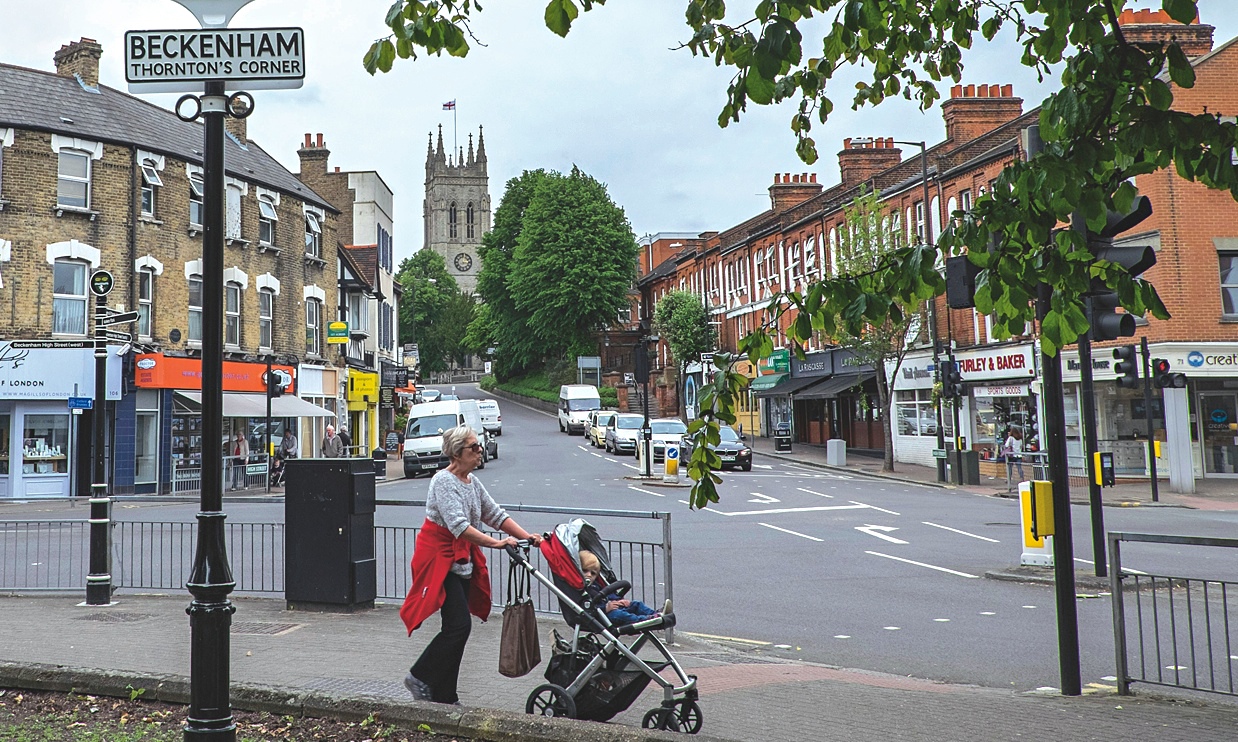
[509,518,701,733]
[579,550,666,626]
[268,454,287,487]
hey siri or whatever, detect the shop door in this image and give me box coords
[1200,393,1238,476]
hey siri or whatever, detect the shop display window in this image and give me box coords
[975,397,1039,459]
[895,390,936,436]
[0,414,9,475]
[22,414,69,475]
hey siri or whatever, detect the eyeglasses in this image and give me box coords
[466,442,483,453]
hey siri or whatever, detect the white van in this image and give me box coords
[402,399,498,477]
[558,384,601,434]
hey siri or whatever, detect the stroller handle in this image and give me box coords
[602,579,632,598]
[504,540,535,564]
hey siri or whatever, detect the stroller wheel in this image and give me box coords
[526,683,576,719]
[642,707,681,732]
[673,699,703,734]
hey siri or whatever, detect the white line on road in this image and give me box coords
[922,521,1000,543]
[855,525,907,544]
[708,504,871,517]
[1075,557,1146,575]
[627,485,665,498]
[865,550,979,578]
[577,445,592,452]
[849,500,900,515]
[589,452,607,459]
[757,522,824,542]
[796,487,834,499]
[752,464,774,470]
[748,491,780,504]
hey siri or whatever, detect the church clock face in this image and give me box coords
[454,252,474,272]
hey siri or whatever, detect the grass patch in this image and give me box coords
[482,372,618,407]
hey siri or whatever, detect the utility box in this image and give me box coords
[950,450,981,485]
[372,447,388,481]
[826,439,847,467]
[285,458,376,612]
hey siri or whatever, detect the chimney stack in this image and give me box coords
[297,132,330,177]
[1117,8,1213,58]
[224,99,249,145]
[54,38,103,89]
[769,172,823,213]
[941,84,1024,144]
[837,137,902,189]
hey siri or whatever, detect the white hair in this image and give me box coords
[442,425,476,460]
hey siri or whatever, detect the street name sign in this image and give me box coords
[99,330,134,342]
[96,310,141,327]
[125,27,305,93]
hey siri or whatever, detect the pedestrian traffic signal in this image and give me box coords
[1082,196,1156,341]
[1151,358,1187,389]
[1112,345,1139,389]
[940,359,964,399]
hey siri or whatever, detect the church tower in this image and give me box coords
[423,125,490,294]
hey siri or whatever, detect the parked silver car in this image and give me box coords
[604,413,644,456]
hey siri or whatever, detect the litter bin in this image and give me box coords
[372,447,387,481]
[774,423,792,453]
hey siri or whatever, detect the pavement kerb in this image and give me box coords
[751,448,955,490]
[0,660,720,742]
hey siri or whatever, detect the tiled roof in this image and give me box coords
[338,245,373,292]
[344,245,378,281]
[0,62,335,212]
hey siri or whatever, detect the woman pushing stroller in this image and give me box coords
[399,424,542,706]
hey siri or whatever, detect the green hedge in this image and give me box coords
[479,372,619,407]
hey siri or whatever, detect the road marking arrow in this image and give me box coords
[855,524,908,544]
[748,491,780,504]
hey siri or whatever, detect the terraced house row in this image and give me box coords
[0,38,402,498]
[634,10,1238,493]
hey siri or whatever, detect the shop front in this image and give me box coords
[0,340,121,498]
[731,358,761,437]
[893,343,1037,469]
[792,349,879,450]
[346,369,379,456]
[134,353,331,492]
[298,363,341,459]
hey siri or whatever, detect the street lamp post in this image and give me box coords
[889,140,948,484]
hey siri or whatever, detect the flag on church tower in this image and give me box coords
[442,100,456,110]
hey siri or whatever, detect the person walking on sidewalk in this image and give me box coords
[1003,428,1025,492]
[399,425,542,705]
[229,432,250,491]
[338,425,353,457]
[320,425,344,458]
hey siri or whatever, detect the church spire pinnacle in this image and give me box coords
[435,124,446,164]
[467,133,475,166]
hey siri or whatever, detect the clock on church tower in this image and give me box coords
[454,252,473,272]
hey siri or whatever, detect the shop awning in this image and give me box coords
[748,373,786,394]
[752,373,830,398]
[175,391,336,418]
[795,373,872,399]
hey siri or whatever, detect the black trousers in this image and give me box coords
[410,572,472,704]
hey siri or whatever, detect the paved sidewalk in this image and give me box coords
[745,435,1238,510]
[3,593,1238,740]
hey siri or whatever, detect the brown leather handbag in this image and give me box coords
[499,559,541,678]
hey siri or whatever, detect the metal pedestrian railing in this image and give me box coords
[1110,531,1238,697]
[0,501,674,634]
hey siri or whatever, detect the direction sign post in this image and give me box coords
[95,310,141,327]
[85,273,113,607]
[123,1,313,737]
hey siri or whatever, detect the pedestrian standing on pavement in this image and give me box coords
[279,428,299,460]
[229,432,250,490]
[321,425,344,458]
[399,425,542,705]
[338,425,353,457]
[1003,428,1024,491]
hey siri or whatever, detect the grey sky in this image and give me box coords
[4,1,1236,267]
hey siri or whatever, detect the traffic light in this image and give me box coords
[940,359,964,399]
[1082,196,1156,342]
[1151,358,1187,389]
[266,371,285,397]
[1112,345,1139,389]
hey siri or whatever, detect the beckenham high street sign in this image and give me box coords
[125,27,305,93]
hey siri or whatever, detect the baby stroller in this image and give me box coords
[507,518,701,733]
[268,455,287,487]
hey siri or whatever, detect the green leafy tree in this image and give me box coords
[831,188,925,473]
[474,167,639,377]
[396,250,460,376]
[369,1,1232,510]
[653,291,717,420]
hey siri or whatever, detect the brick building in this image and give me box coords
[638,11,1238,491]
[0,38,341,497]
